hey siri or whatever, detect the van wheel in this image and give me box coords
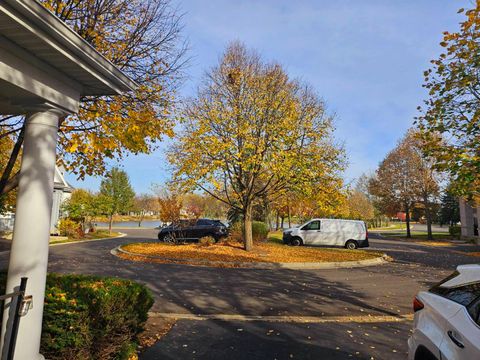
[290,237,303,246]
[345,240,358,250]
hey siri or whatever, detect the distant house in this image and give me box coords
[0,166,73,234]
[50,166,74,234]
[0,212,15,232]
[395,212,407,222]
[459,199,479,241]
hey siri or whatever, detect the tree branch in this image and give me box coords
[0,125,25,195]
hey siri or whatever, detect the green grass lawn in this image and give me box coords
[267,231,283,244]
[370,223,406,231]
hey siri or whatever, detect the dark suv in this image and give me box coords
[157,219,228,243]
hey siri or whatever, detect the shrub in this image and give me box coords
[226,221,269,243]
[252,221,269,242]
[449,225,461,238]
[57,218,83,239]
[0,273,154,360]
[198,236,216,247]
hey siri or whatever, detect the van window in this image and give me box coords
[302,221,320,231]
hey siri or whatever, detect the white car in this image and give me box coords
[408,264,480,360]
[282,218,369,249]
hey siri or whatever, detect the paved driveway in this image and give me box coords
[1,229,476,359]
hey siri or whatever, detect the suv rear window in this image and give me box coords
[468,297,480,326]
[430,282,480,306]
[430,271,480,324]
[197,219,213,226]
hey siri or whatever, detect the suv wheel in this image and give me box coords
[163,233,176,244]
[415,346,438,360]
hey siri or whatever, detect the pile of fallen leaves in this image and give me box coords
[138,317,176,351]
[415,241,452,247]
[120,241,382,266]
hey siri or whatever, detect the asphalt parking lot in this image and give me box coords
[1,228,475,359]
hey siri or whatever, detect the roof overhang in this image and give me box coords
[0,0,137,114]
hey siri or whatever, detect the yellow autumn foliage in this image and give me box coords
[169,42,346,250]
[35,0,186,178]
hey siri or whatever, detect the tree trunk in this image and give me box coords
[243,204,253,251]
[280,216,284,229]
[108,215,113,234]
[424,195,433,240]
[275,212,280,231]
[405,202,411,238]
[287,204,291,228]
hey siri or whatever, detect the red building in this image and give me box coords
[395,212,407,221]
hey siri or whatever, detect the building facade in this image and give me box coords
[0,166,73,234]
[459,198,479,240]
[50,166,74,233]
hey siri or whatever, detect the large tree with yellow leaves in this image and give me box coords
[170,43,345,251]
[0,0,187,196]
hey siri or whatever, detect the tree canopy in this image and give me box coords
[417,4,480,198]
[369,129,439,238]
[0,0,187,197]
[98,167,135,232]
[62,189,99,230]
[439,186,461,226]
[169,42,345,250]
[152,185,183,224]
[346,190,374,221]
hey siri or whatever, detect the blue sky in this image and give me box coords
[66,0,470,193]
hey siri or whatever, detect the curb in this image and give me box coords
[112,245,390,270]
[148,312,414,324]
[50,232,127,247]
[0,233,127,258]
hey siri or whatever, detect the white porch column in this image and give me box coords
[459,198,474,237]
[1,109,62,360]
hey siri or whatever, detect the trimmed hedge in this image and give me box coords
[252,221,269,242]
[0,273,153,360]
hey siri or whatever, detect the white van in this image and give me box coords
[282,219,369,249]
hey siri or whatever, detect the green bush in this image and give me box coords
[0,273,153,360]
[252,221,269,242]
[449,225,461,238]
[226,221,269,242]
[58,218,83,238]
